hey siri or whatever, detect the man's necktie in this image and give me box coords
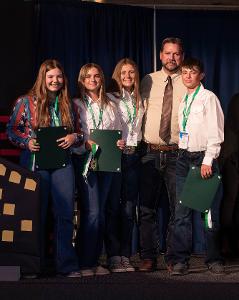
[159,76,173,144]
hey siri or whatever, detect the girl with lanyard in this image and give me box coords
[107,58,144,272]
[7,59,82,278]
[72,63,125,276]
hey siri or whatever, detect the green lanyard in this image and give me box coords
[121,93,136,127]
[182,84,201,131]
[52,96,60,127]
[84,96,103,129]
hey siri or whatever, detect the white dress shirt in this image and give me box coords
[107,89,145,143]
[72,95,122,155]
[178,84,224,166]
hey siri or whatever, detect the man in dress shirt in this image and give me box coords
[169,57,225,275]
[138,37,186,271]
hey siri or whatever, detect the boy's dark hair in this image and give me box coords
[181,57,204,73]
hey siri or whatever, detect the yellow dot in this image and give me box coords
[9,171,21,184]
[24,178,37,191]
[0,164,6,176]
[21,220,33,232]
[2,230,14,242]
[3,203,15,216]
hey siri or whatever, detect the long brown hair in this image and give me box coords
[77,63,109,107]
[112,58,141,113]
[30,59,73,130]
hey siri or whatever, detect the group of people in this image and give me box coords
[7,36,226,278]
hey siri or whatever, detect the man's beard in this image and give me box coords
[163,62,180,73]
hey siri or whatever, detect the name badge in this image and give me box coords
[127,131,138,146]
[179,131,189,149]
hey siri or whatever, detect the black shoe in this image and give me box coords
[170,263,188,276]
[208,262,225,275]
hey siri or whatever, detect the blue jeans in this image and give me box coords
[139,148,178,259]
[170,150,223,265]
[120,152,141,257]
[72,153,121,268]
[37,163,79,274]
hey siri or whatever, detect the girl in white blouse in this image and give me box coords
[72,63,124,276]
[107,58,144,272]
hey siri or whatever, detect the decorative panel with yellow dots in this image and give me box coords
[0,157,41,274]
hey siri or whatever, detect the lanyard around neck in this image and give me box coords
[84,96,103,129]
[121,92,136,127]
[182,84,201,131]
[52,96,60,126]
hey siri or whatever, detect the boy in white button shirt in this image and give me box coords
[169,57,225,275]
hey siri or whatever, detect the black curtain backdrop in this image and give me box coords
[0,2,35,114]
[1,2,239,114]
[35,1,154,97]
[155,9,239,113]
[35,2,239,114]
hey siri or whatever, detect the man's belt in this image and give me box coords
[148,143,178,152]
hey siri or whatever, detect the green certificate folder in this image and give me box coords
[90,129,122,172]
[179,166,222,212]
[35,126,69,170]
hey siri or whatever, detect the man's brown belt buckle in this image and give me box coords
[149,143,178,152]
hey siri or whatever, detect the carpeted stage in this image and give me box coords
[1,256,239,300]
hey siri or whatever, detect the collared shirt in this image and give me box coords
[141,68,186,145]
[178,84,224,166]
[107,89,145,142]
[72,95,122,154]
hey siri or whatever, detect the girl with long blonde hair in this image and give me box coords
[106,58,144,272]
[72,63,125,276]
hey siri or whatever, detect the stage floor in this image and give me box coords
[1,255,239,300]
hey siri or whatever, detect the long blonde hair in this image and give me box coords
[112,58,141,113]
[77,63,109,107]
[30,59,73,131]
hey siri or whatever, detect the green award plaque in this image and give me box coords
[35,126,69,170]
[179,166,221,212]
[90,129,122,172]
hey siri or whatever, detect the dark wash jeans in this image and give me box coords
[120,151,141,258]
[169,150,223,265]
[37,164,79,274]
[139,147,177,260]
[72,153,121,268]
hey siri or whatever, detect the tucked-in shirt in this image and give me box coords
[178,84,224,166]
[72,95,122,154]
[141,68,186,145]
[107,89,145,142]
